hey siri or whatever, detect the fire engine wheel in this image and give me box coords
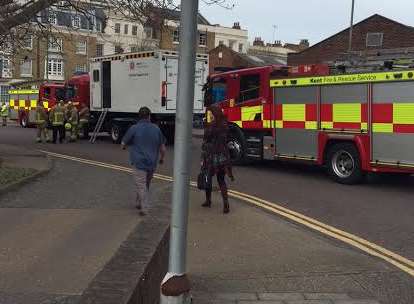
[327,143,363,185]
[227,131,245,164]
[111,124,122,144]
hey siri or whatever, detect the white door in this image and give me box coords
[165,57,178,110]
[194,60,207,111]
[90,62,102,109]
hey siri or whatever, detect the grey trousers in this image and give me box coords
[133,168,154,211]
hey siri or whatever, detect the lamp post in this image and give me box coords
[160,0,199,303]
[348,0,355,54]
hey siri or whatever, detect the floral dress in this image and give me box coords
[201,122,232,176]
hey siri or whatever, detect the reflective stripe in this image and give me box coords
[332,103,361,123]
[361,122,368,130]
[241,105,262,121]
[234,121,242,128]
[373,123,393,133]
[305,121,317,130]
[8,89,38,94]
[43,101,49,109]
[393,103,414,124]
[275,120,283,128]
[19,100,26,108]
[270,70,414,87]
[282,104,305,121]
[30,100,37,109]
[321,122,334,129]
[263,120,272,128]
[9,100,14,107]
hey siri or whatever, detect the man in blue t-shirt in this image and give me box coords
[121,107,166,216]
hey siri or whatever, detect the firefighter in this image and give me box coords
[67,103,79,142]
[78,103,90,139]
[35,100,49,143]
[50,101,65,144]
[1,101,9,127]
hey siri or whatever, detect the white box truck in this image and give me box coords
[84,50,208,143]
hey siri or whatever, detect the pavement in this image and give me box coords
[0,145,149,304]
[187,188,413,304]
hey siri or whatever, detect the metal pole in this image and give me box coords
[348,0,355,54]
[169,0,199,274]
[161,1,199,302]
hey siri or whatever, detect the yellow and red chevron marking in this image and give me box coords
[372,103,414,133]
[224,104,271,129]
[274,103,317,130]
[9,99,49,111]
[321,103,368,131]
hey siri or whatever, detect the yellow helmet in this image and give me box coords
[65,122,72,130]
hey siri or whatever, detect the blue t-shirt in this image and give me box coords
[122,120,166,172]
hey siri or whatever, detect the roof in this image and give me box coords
[149,6,210,25]
[241,53,286,66]
[292,14,413,56]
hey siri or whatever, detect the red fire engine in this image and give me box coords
[8,83,65,127]
[204,65,414,184]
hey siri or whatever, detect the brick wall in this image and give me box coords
[288,15,414,65]
[209,45,248,73]
[159,26,215,54]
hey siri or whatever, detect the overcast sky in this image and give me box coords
[199,0,414,46]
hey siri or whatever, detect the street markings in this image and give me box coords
[40,150,414,277]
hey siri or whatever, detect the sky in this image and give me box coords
[198,0,414,46]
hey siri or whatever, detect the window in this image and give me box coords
[229,40,236,50]
[96,20,102,32]
[23,35,33,49]
[173,28,180,43]
[96,44,103,57]
[124,24,128,35]
[20,59,32,76]
[114,45,123,54]
[239,74,260,103]
[76,40,87,54]
[210,78,227,104]
[93,70,99,82]
[366,32,383,47]
[48,11,57,25]
[199,32,207,47]
[72,15,81,28]
[75,64,86,73]
[1,57,12,78]
[114,23,121,34]
[0,85,10,103]
[219,40,224,46]
[46,58,64,80]
[48,38,63,52]
[130,46,138,52]
[132,25,138,36]
[144,27,152,38]
[238,43,244,53]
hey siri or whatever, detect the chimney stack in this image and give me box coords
[253,37,264,47]
[232,22,241,29]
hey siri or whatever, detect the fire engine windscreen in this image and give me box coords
[65,85,77,100]
[210,78,227,104]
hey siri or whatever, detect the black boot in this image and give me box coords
[202,189,212,208]
[220,185,229,214]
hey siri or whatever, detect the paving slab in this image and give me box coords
[0,208,139,295]
[187,189,413,304]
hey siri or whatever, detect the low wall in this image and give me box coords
[79,184,171,304]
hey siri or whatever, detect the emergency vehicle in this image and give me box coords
[66,50,208,143]
[205,66,414,184]
[8,84,65,127]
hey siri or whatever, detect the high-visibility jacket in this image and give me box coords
[50,106,64,126]
[0,104,8,117]
[79,107,90,124]
[68,108,79,126]
[35,107,48,125]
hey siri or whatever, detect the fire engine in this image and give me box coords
[8,83,65,127]
[204,65,414,184]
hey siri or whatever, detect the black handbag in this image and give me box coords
[197,167,212,190]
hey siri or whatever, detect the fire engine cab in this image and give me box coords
[205,66,414,184]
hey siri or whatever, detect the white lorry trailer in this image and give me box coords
[85,50,208,143]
